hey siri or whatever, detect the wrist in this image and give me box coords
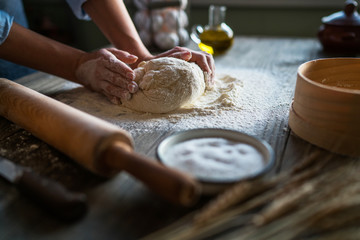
[73,52,90,86]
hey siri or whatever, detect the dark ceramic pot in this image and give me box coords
[318,0,360,52]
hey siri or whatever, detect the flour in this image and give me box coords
[54,68,277,142]
[161,137,265,181]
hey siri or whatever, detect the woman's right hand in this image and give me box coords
[75,48,139,104]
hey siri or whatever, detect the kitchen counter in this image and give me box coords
[0,36,359,240]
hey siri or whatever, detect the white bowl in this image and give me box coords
[157,128,274,195]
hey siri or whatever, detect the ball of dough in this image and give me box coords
[122,57,205,113]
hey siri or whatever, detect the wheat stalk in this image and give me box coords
[143,151,360,240]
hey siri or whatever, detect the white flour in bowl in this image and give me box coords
[161,137,265,181]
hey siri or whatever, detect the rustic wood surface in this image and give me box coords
[0,36,358,240]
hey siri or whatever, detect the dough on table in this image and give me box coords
[122,57,206,113]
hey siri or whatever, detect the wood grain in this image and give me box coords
[0,78,134,176]
[1,37,356,240]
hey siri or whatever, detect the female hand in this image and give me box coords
[75,48,138,104]
[154,46,215,88]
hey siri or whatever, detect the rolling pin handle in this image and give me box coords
[103,142,201,206]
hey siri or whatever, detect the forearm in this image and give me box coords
[83,0,152,64]
[0,23,84,83]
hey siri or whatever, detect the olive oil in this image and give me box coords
[191,5,234,56]
[198,28,234,55]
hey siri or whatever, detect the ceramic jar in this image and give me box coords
[318,0,360,52]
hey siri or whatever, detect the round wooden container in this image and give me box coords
[289,58,360,157]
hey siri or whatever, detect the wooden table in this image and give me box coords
[0,37,358,240]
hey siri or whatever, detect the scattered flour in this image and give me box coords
[54,69,278,139]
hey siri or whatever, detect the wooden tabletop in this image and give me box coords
[0,36,359,240]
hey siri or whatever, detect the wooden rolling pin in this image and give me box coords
[0,78,200,206]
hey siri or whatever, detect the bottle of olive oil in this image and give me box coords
[191,5,233,56]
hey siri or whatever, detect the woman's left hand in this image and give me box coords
[75,48,138,104]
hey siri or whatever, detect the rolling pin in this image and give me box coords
[0,78,200,206]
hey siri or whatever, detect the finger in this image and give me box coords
[205,52,216,82]
[205,52,215,74]
[115,88,132,101]
[107,48,138,64]
[190,52,212,74]
[128,81,138,93]
[155,46,188,58]
[166,51,192,61]
[160,47,213,74]
[99,70,130,90]
[189,52,216,87]
[98,67,138,93]
[103,91,121,105]
[98,79,132,100]
[99,50,135,80]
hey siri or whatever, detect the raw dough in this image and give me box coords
[122,57,206,113]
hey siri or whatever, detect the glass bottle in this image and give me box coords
[191,5,234,56]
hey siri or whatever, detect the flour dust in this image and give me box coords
[54,69,278,140]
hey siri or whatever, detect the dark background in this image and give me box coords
[22,0,342,51]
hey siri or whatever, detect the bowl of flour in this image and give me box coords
[157,128,274,195]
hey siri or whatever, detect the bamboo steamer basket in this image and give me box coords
[289,58,360,157]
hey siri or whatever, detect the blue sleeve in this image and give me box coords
[0,10,13,45]
[65,0,91,20]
